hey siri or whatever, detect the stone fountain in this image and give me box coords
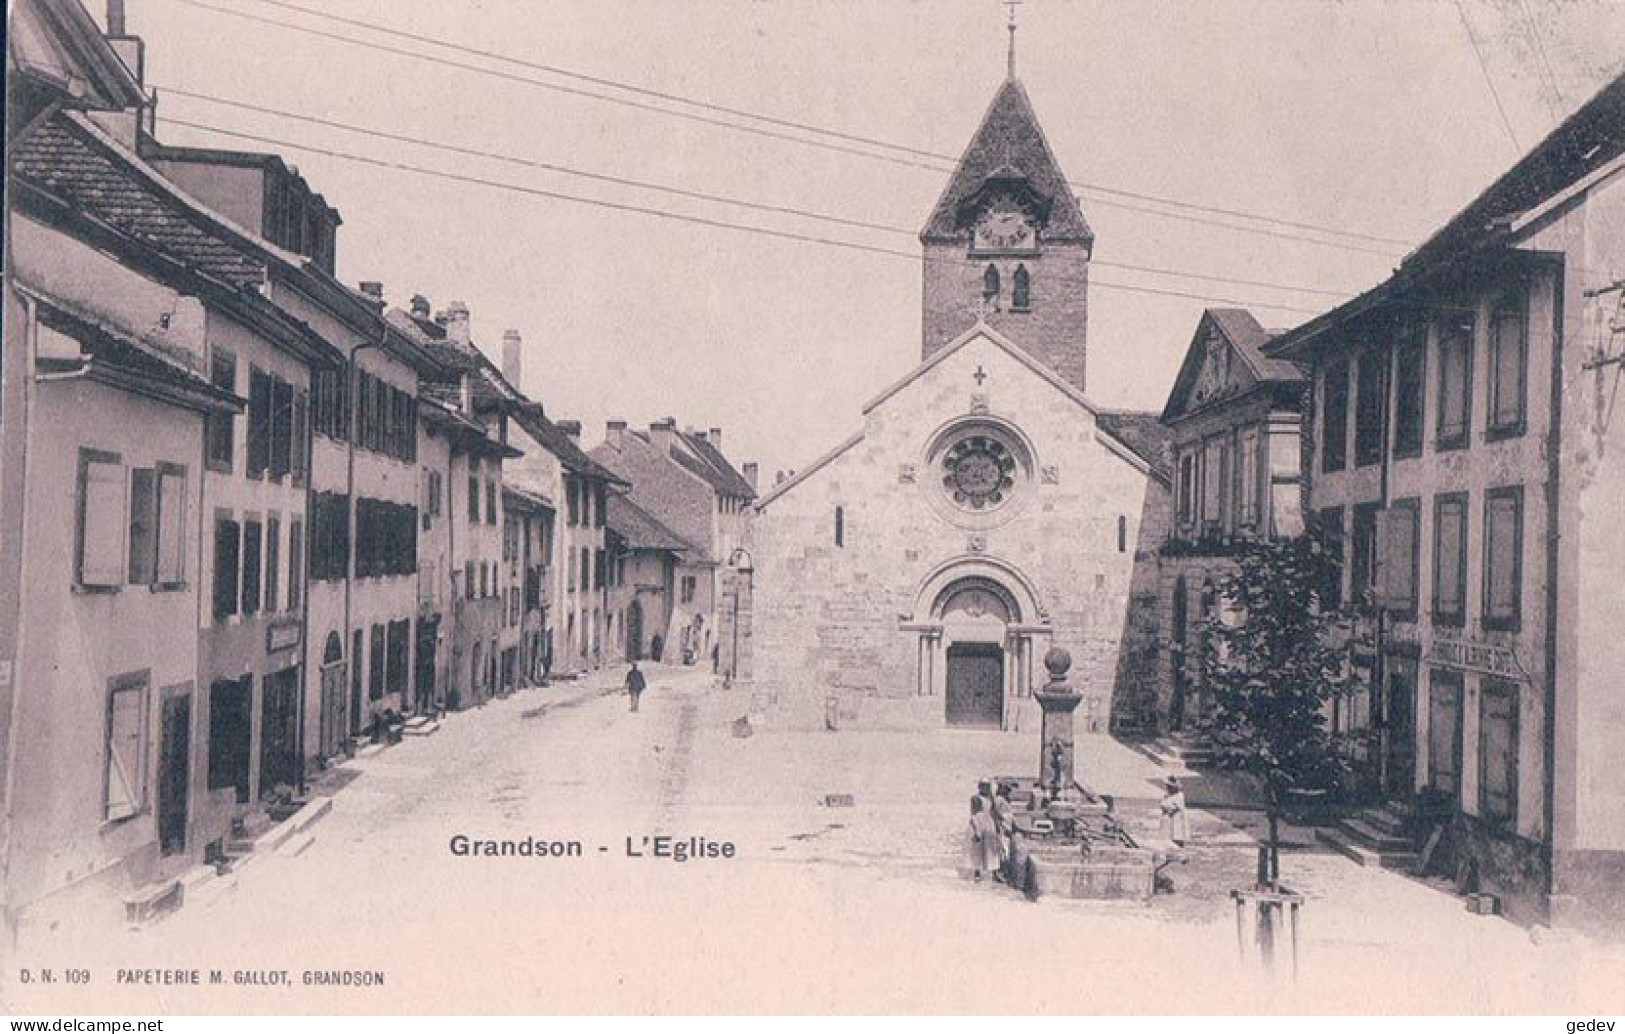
[980,647,1158,900]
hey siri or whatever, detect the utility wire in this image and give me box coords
[169,0,1412,257]
[1455,0,1523,153]
[156,115,1333,316]
[157,86,1356,299]
[245,0,1415,249]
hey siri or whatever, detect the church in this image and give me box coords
[748,59,1173,733]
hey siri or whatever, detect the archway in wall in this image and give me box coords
[319,632,346,758]
[901,556,1051,730]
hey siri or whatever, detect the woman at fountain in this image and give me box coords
[966,796,1001,882]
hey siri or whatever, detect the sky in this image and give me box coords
[117,0,1625,480]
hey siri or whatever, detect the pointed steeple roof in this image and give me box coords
[920,78,1093,244]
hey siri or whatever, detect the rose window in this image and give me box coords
[942,435,1016,510]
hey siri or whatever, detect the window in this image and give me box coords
[1117,514,1127,553]
[313,367,347,441]
[1237,428,1261,529]
[487,478,497,526]
[270,378,293,479]
[1432,493,1468,626]
[128,468,156,586]
[466,560,477,600]
[354,498,418,578]
[386,620,409,698]
[565,476,579,527]
[155,464,186,586]
[76,449,125,589]
[1201,437,1225,529]
[595,483,607,529]
[309,492,350,582]
[104,672,150,822]
[212,513,240,620]
[1488,289,1527,437]
[594,548,605,590]
[287,518,304,611]
[247,366,272,477]
[208,349,236,471]
[128,463,187,588]
[1483,486,1523,631]
[1428,668,1463,797]
[1378,499,1420,618]
[1317,506,1344,610]
[264,516,280,613]
[1011,264,1030,311]
[681,576,697,604]
[1437,313,1473,449]
[1478,679,1519,826]
[579,547,590,593]
[834,506,845,548]
[1321,356,1349,473]
[1355,347,1387,467]
[1177,452,1195,525]
[468,465,481,524]
[291,388,308,484]
[1393,327,1426,458]
[982,264,1000,304]
[369,624,385,700]
[479,562,488,599]
[1350,503,1379,609]
[241,519,262,616]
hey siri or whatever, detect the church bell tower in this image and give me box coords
[920,40,1095,393]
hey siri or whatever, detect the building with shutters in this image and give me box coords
[1,0,267,924]
[1153,309,1305,733]
[1267,70,1625,931]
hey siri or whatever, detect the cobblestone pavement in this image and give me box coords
[7,672,1621,1014]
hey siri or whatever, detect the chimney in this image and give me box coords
[410,294,432,319]
[775,470,786,485]
[358,281,384,300]
[708,427,723,450]
[107,0,126,35]
[501,329,523,388]
[649,418,678,453]
[439,300,471,347]
[557,420,582,441]
[743,462,759,492]
[605,419,628,446]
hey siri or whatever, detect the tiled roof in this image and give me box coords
[673,431,756,500]
[1406,70,1625,268]
[1096,410,1173,483]
[502,485,555,514]
[13,116,267,291]
[921,78,1092,243]
[514,404,628,485]
[608,494,696,554]
[34,299,241,413]
[1206,309,1301,383]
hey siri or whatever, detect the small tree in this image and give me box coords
[1201,533,1351,887]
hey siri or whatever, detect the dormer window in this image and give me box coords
[1011,265,1031,312]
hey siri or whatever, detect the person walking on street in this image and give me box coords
[625,662,647,712]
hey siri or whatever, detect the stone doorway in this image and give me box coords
[946,642,1004,727]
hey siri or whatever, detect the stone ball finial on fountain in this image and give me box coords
[1043,647,1072,679]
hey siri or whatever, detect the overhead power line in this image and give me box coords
[170,0,1413,257]
[158,86,1356,300]
[245,0,1416,249]
[1454,0,1523,153]
[155,115,1334,316]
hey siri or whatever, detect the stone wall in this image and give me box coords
[753,330,1168,730]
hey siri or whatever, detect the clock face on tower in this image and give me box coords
[973,205,1036,254]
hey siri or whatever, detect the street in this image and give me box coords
[7,666,1622,1015]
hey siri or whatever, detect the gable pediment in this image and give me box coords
[1160,311,1274,423]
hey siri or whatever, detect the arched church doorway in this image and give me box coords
[938,577,1015,728]
[627,601,644,661]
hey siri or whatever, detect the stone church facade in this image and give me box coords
[749,73,1172,732]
